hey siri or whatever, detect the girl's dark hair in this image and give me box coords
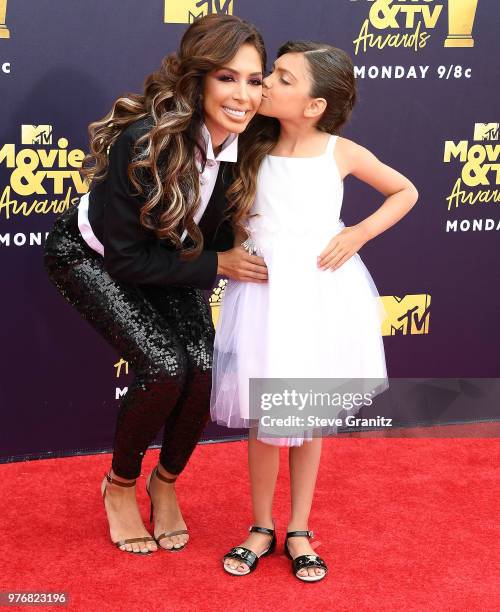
[81,14,266,259]
[277,40,356,133]
[228,40,356,233]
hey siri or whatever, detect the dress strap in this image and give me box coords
[325,134,343,183]
[325,134,338,157]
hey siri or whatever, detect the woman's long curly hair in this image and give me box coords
[81,14,266,259]
[228,41,356,234]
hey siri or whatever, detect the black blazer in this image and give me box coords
[73,117,234,290]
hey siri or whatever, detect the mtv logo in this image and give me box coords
[473,123,499,141]
[380,294,431,336]
[21,125,53,146]
[165,0,234,24]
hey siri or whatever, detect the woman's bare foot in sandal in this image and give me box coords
[146,464,189,551]
[101,471,157,554]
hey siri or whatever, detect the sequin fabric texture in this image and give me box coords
[44,206,214,479]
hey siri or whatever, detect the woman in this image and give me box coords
[44,14,268,555]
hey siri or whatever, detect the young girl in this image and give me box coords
[211,41,418,581]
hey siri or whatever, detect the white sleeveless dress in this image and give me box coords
[210,135,388,446]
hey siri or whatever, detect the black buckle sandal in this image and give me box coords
[223,525,276,576]
[285,530,328,582]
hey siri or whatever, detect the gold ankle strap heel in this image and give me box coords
[101,471,156,555]
[146,466,189,552]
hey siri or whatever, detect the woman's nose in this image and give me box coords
[233,81,250,102]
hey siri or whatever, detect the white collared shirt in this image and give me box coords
[77,123,238,255]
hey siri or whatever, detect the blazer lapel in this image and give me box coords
[198,162,231,242]
[181,162,234,249]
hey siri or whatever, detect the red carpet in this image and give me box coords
[0,436,498,611]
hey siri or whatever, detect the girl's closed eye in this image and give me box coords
[266,67,290,85]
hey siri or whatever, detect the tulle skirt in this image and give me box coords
[210,225,388,446]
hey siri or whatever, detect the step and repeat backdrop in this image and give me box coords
[1,1,499,461]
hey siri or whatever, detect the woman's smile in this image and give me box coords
[222,105,250,120]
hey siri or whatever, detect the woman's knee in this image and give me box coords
[140,339,189,385]
[186,333,214,372]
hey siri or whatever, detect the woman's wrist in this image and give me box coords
[216,251,227,276]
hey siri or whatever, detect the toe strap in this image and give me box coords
[293,554,328,574]
[156,529,189,542]
[224,547,258,571]
[114,536,156,547]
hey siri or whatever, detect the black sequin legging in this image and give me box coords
[43,207,214,479]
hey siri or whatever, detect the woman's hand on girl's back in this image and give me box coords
[217,247,268,282]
